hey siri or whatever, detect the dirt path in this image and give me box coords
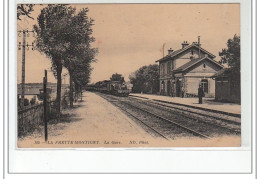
[18,92,167,148]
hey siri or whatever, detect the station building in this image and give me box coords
[156,41,223,97]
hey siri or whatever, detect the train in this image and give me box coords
[86,80,131,97]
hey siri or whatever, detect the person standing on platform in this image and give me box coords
[181,87,185,98]
[198,85,204,104]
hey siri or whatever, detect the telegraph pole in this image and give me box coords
[21,31,26,108]
[18,30,35,109]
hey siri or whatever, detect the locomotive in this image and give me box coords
[107,81,130,97]
[87,80,130,97]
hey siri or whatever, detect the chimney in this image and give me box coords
[181,41,189,48]
[168,48,173,54]
[192,41,201,47]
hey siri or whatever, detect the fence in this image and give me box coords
[18,101,56,136]
[18,86,73,137]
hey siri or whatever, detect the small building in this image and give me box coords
[211,68,240,103]
[156,41,223,97]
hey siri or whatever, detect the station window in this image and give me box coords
[203,64,206,68]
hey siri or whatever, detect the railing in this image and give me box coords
[18,103,44,136]
[17,89,76,137]
[18,101,56,136]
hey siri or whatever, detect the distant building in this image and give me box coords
[156,41,223,97]
[211,68,240,103]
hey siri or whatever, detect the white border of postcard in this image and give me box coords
[5,0,255,175]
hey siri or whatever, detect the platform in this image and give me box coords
[130,93,241,115]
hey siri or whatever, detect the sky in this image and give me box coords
[17,4,240,84]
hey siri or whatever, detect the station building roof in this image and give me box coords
[172,56,223,73]
[156,43,216,63]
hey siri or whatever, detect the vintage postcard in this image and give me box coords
[17,3,241,148]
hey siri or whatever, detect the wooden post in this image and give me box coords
[43,70,48,142]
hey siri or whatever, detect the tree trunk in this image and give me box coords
[69,73,74,108]
[56,64,62,116]
[75,84,79,102]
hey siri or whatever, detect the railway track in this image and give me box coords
[121,98,239,137]
[110,101,170,140]
[101,94,201,140]
[122,101,210,139]
[128,96,241,135]
[97,93,241,140]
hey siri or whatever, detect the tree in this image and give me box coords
[219,34,240,71]
[34,5,76,114]
[143,64,160,93]
[129,64,159,94]
[62,8,97,107]
[72,61,93,102]
[66,51,96,107]
[129,66,147,93]
[110,73,125,82]
[34,5,98,110]
[17,4,35,20]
